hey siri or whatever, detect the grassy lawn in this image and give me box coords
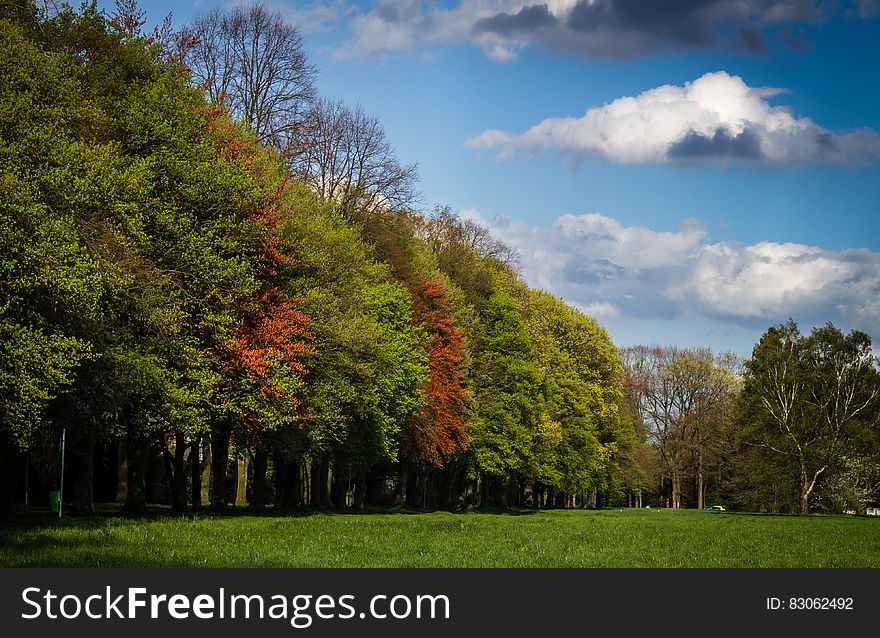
[1,507,878,568]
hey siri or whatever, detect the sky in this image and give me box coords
[120,0,880,356]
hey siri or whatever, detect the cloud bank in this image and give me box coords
[462,209,880,335]
[346,1,873,61]
[466,71,880,166]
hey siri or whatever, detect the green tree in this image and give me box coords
[740,320,880,514]
[281,186,427,507]
[468,287,541,504]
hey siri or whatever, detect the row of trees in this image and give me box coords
[621,322,880,515]
[0,1,629,516]
[2,1,877,517]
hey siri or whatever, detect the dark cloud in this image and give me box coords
[354,1,872,61]
[472,0,827,59]
[668,127,765,161]
[738,26,767,53]
[856,0,880,17]
[815,130,836,152]
[375,1,403,23]
[474,4,556,36]
[777,25,811,52]
[561,258,623,286]
[567,0,719,46]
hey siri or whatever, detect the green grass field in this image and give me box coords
[2,508,878,568]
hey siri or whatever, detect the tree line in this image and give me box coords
[1,1,877,518]
[621,322,880,515]
[0,0,627,515]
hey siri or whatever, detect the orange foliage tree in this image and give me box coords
[402,278,470,469]
[202,104,315,509]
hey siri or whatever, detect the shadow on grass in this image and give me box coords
[1,502,541,530]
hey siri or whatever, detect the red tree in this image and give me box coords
[204,103,315,422]
[402,278,470,468]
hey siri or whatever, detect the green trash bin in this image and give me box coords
[49,490,60,514]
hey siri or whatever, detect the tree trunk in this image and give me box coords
[495,479,508,509]
[310,459,321,508]
[279,459,302,508]
[322,462,332,507]
[235,450,248,508]
[210,430,230,511]
[162,432,189,513]
[122,437,149,516]
[480,474,491,508]
[200,442,211,506]
[172,432,189,512]
[354,471,366,510]
[800,464,825,516]
[396,462,408,506]
[250,449,268,511]
[419,472,429,509]
[697,452,705,511]
[333,469,349,509]
[303,461,311,507]
[72,427,95,515]
[115,438,128,503]
[273,454,287,508]
[0,438,15,516]
[191,437,202,511]
[671,470,681,509]
[290,461,302,507]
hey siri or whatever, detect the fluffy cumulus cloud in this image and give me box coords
[461,209,880,334]
[466,71,880,165]
[344,0,873,61]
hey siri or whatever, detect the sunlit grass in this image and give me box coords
[2,508,878,567]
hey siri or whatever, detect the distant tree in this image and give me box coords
[420,207,519,270]
[623,346,739,509]
[186,2,316,148]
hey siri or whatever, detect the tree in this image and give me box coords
[623,346,739,508]
[740,320,880,515]
[520,289,626,508]
[403,279,470,467]
[280,186,427,507]
[201,108,315,512]
[468,288,541,504]
[0,4,307,515]
[421,206,519,270]
[186,2,316,149]
[289,97,419,218]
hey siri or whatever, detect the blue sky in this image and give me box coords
[123,1,880,356]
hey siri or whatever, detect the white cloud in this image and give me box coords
[575,301,619,318]
[467,209,880,334]
[466,71,880,166]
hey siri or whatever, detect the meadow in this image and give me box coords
[2,508,878,568]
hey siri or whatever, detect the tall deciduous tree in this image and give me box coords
[469,288,541,504]
[186,2,316,149]
[623,345,738,509]
[401,279,470,470]
[740,320,880,515]
[280,186,427,506]
[289,97,419,218]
